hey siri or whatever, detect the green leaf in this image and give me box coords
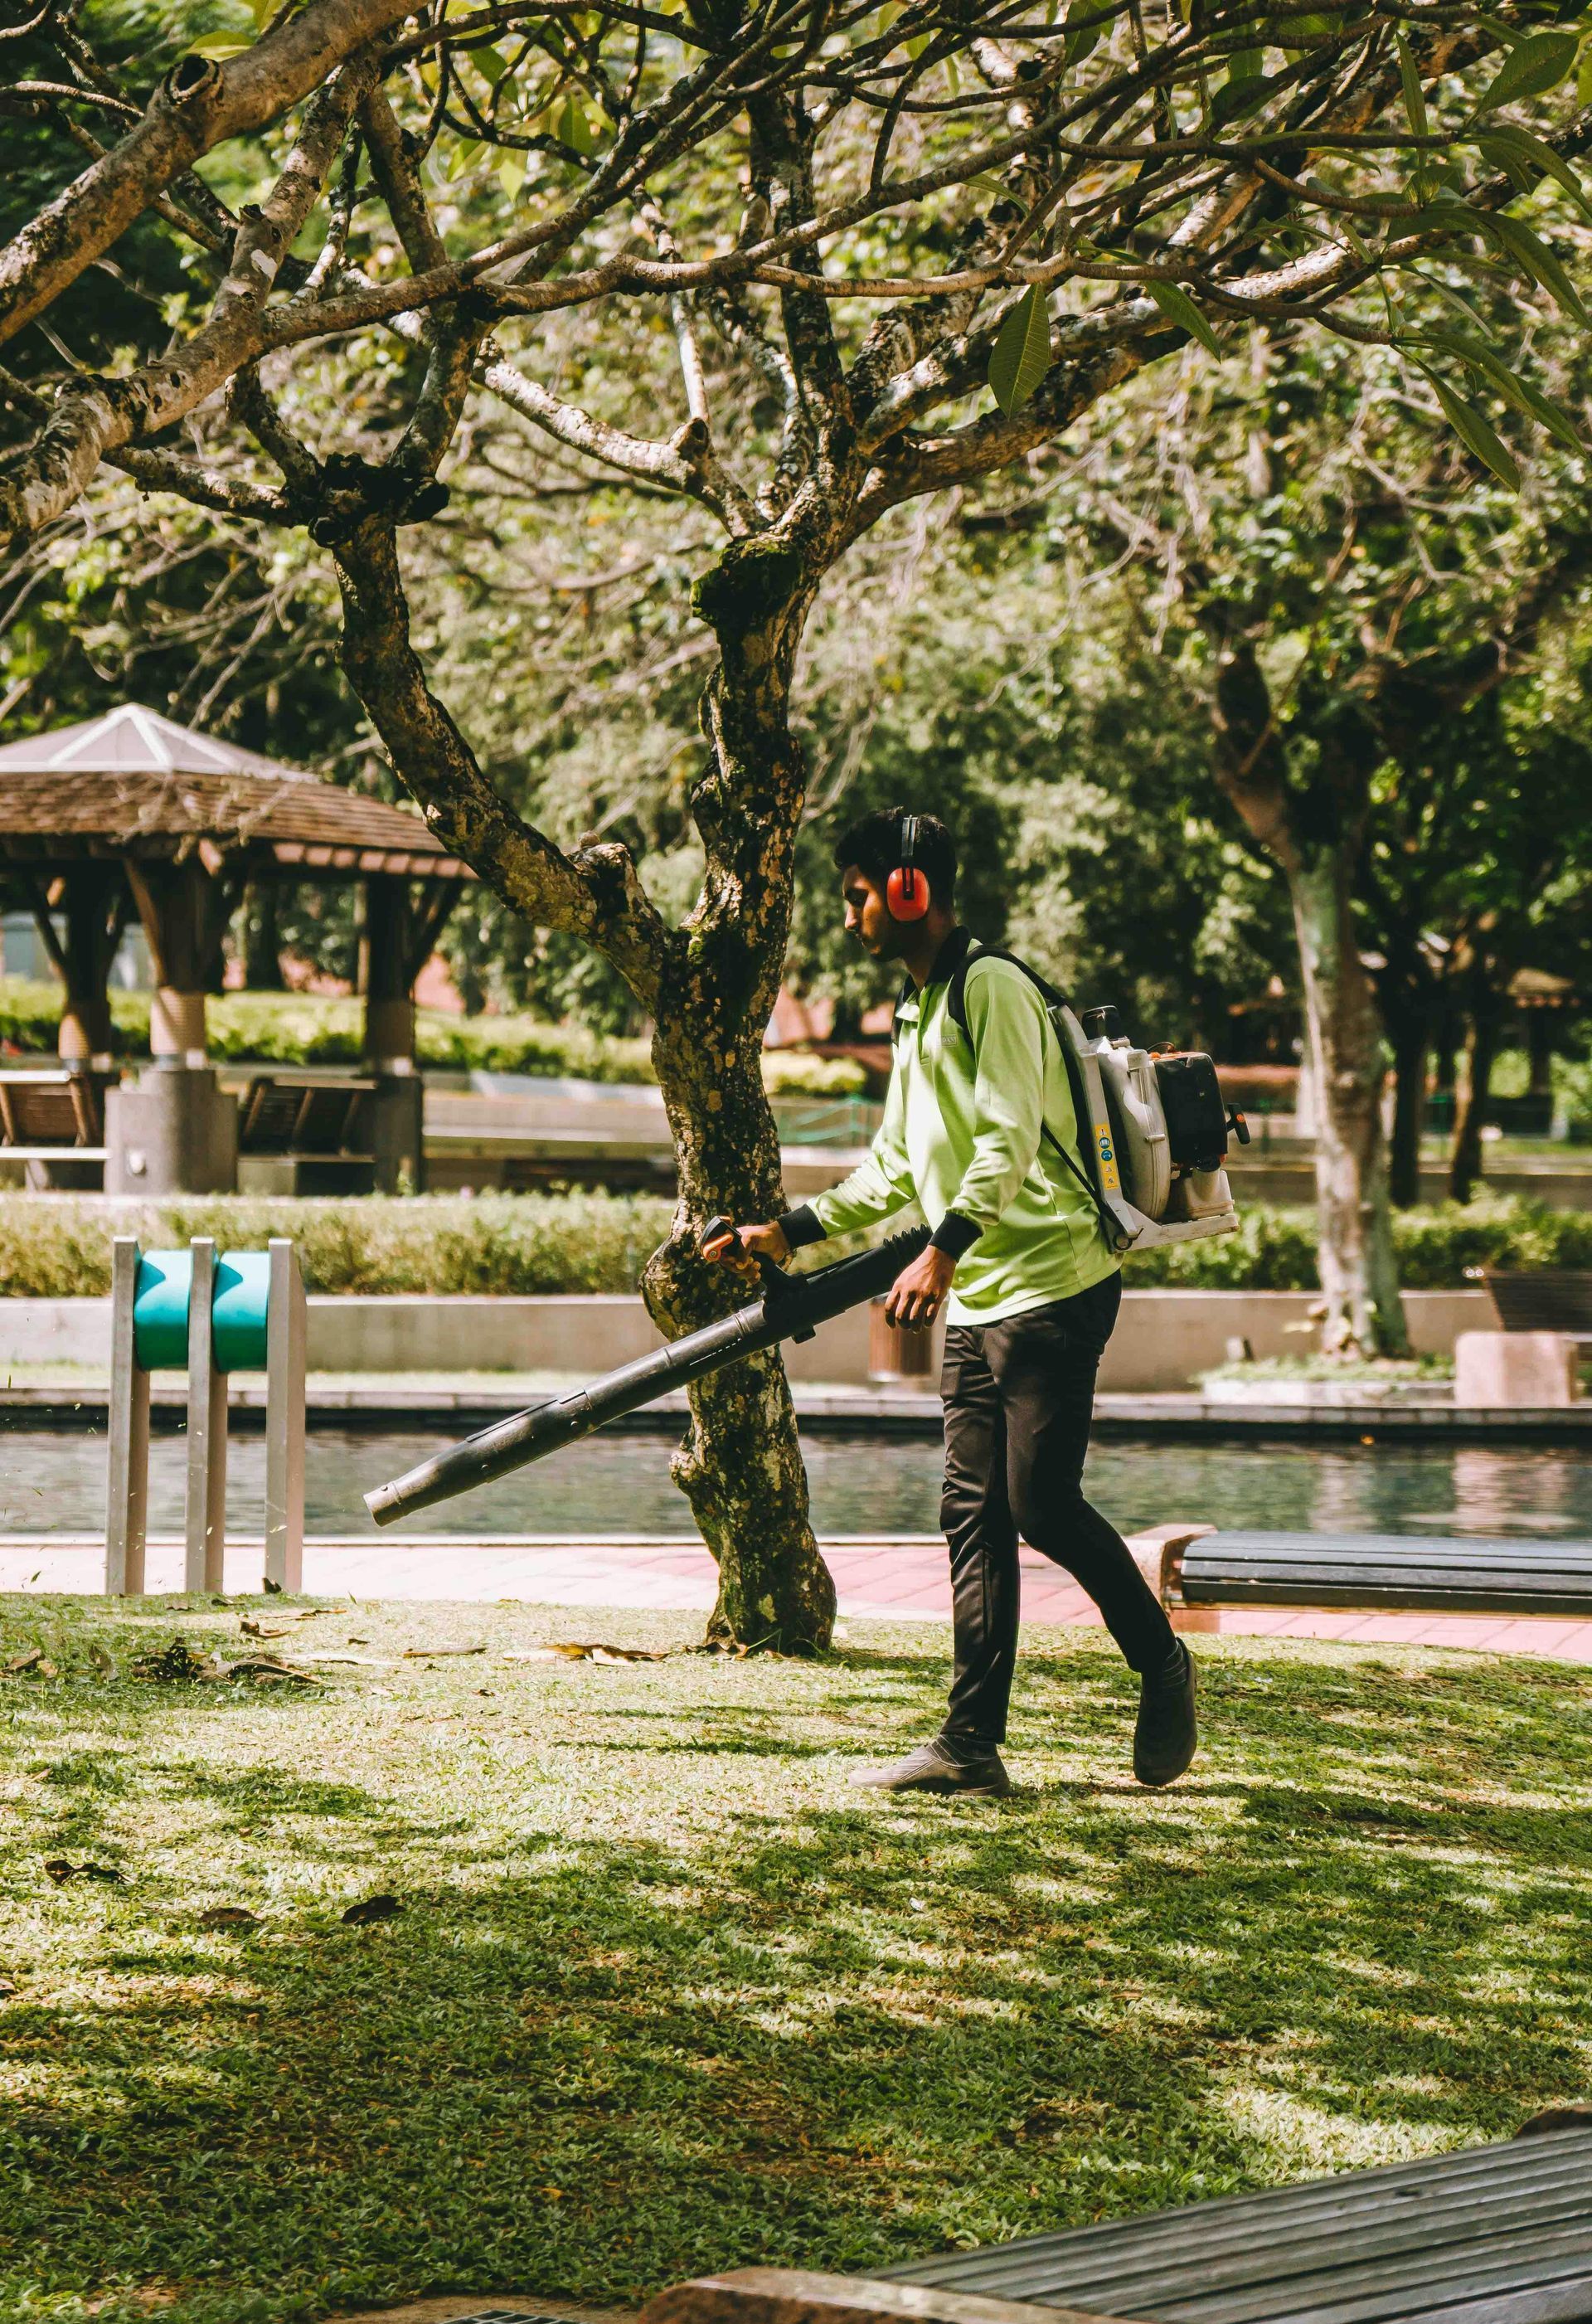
[1483,209,1590,325]
[1145,278,1221,353]
[1210,67,1280,126]
[1420,327,1583,450]
[1229,46,1264,80]
[1425,372,1521,489]
[1472,12,1525,49]
[1063,0,1112,67]
[1476,30,1579,113]
[555,90,599,154]
[988,284,1053,416]
[187,34,254,56]
[1473,125,1592,221]
[473,44,509,84]
[498,149,528,198]
[1397,35,1429,139]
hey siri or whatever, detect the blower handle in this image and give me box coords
[701,1213,792,1304]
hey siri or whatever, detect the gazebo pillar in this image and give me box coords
[361,873,424,1194]
[104,857,238,1195]
[17,869,124,1189]
[36,868,124,1067]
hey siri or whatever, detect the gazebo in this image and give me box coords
[0,703,474,1194]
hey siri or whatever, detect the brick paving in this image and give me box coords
[2,1534,1590,1660]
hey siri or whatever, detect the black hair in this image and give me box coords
[832,805,957,905]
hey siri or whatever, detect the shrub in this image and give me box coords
[0,1192,673,1299]
[1557,1048,1592,1145]
[2,1189,1587,1301]
[761,1049,870,1096]
[0,977,149,1056]
[1123,1193,1592,1290]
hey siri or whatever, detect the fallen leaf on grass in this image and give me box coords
[130,1640,220,1684]
[89,1646,115,1677]
[131,1641,319,1686]
[2,1647,56,1678]
[240,1619,293,1640]
[197,1906,259,1931]
[342,1894,403,1926]
[0,1974,18,1999]
[506,1641,668,1665]
[298,1652,391,1667]
[45,1858,124,1885]
[403,1642,487,1658]
[225,1655,319,1684]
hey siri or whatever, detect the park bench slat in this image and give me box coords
[1176,1532,1592,1617]
[886,2130,1592,2324]
[1485,1271,1592,1335]
[1182,1533,1592,1571]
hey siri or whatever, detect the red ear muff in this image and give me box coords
[886,864,929,921]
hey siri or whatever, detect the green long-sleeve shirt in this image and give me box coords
[788,931,1119,1325]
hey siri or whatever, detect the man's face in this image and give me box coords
[840,865,901,960]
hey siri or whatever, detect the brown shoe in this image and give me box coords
[849,1740,1012,1797]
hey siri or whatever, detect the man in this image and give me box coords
[710,806,1197,1799]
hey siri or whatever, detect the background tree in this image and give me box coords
[5,0,1592,1636]
[1046,303,1592,1346]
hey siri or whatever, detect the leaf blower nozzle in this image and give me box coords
[364,1223,931,1525]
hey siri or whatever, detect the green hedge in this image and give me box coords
[1124,1193,1592,1286]
[0,978,866,1094]
[1,1189,1587,1301]
[0,1193,674,1299]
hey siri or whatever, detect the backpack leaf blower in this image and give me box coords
[942,946,1248,1253]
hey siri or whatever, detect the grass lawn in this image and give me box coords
[1,1597,1590,2324]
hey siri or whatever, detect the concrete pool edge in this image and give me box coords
[3,1380,1591,1442]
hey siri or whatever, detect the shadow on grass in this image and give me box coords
[0,1607,1590,2323]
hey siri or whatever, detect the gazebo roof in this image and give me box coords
[0,703,473,882]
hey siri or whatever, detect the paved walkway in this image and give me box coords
[3,1534,1590,1660]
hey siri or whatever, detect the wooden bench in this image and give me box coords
[642,2124,1592,2324]
[1484,1270,1592,1348]
[0,1067,116,1187]
[882,2122,1592,2323]
[1171,1528,1592,1619]
[238,1073,377,1160]
[237,1073,380,1196]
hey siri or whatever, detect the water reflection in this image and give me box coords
[0,1423,1587,1543]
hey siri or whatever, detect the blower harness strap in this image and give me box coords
[936,944,1122,1250]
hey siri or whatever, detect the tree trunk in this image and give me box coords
[643,1031,834,1652]
[1288,849,1408,1354]
[1449,1007,1501,1203]
[332,511,836,1650]
[1385,1004,1429,1210]
[639,537,837,1651]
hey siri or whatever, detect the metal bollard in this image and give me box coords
[104,1235,307,1595]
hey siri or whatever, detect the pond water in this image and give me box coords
[2,1422,1589,1544]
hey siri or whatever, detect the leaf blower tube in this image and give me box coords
[363,1222,933,1527]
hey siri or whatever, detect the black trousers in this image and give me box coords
[939,1272,1177,1743]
